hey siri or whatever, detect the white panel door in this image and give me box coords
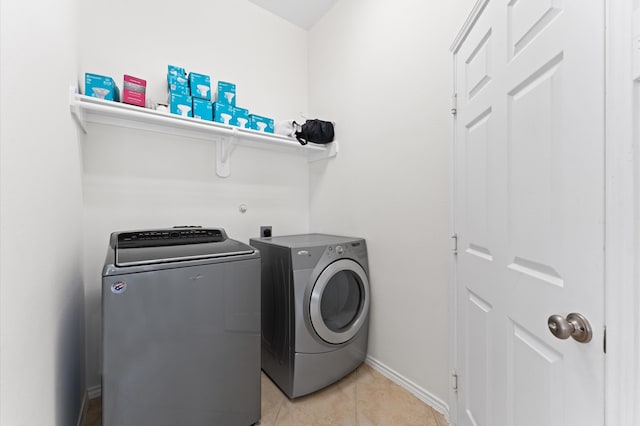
[453,1,605,425]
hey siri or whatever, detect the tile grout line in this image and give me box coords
[354,366,358,425]
[271,392,285,425]
[355,364,366,425]
[429,405,439,425]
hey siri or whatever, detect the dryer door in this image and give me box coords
[309,259,370,345]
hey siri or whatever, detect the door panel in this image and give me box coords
[453,1,604,425]
[465,290,492,426]
[507,0,563,60]
[507,321,563,426]
[466,29,493,99]
[507,53,564,272]
[456,7,498,426]
[465,107,492,258]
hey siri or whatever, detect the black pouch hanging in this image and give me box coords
[295,119,335,145]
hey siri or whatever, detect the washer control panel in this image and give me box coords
[117,227,225,248]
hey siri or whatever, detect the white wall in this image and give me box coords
[308,0,475,406]
[78,0,312,389]
[0,0,86,424]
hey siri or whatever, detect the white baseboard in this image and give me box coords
[365,356,450,424]
[88,384,102,399]
[76,390,89,426]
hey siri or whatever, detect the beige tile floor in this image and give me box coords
[85,363,449,426]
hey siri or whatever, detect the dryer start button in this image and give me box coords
[336,245,344,255]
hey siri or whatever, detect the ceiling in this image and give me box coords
[248,0,338,30]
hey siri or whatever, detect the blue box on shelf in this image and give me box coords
[250,114,274,133]
[189,72,211,100]
[193,98,213,121]
[170,93,193,117]
[85,73,120,101]
[167,65,186,79]
[213,102,234,125]
[217,81,236,106]
[168,75,190,96]
[232,106,250,128]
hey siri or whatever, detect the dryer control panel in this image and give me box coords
[328,241,362,255]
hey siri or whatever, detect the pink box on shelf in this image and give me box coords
[122,75,146,107]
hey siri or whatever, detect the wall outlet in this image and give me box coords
[260,226,272,238]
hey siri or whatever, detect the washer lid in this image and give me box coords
[114,227,254,267]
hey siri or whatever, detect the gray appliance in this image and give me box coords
[102,227,260,426]
[250,234,370,399]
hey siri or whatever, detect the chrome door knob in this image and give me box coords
[547,314,573,339]
[547,312,593,343]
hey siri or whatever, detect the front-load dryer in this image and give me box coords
[250,233,370,398]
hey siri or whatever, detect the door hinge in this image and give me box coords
[451,234,458,254]
[603,325,607,354]
[452,370,459,391]
[451,93,458,116]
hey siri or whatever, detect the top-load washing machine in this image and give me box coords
[102,227,261,426]
[250,233,370,398]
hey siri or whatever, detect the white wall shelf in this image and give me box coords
[69,87,338,177]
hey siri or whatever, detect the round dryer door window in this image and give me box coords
[309,259,370,345]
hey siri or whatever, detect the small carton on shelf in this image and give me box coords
[250,114,274,133]
[167,65,186,79]
[122,75,146,107]
[170,93,193,117]
[85,73,120,101]
[168,75,189,96]
[189,72,211,100]
[213,102,234,125]
[217,81,236,106]
[233,106,250,128]
[193,98,213,121]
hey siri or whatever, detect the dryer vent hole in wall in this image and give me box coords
[261,226,272,238]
